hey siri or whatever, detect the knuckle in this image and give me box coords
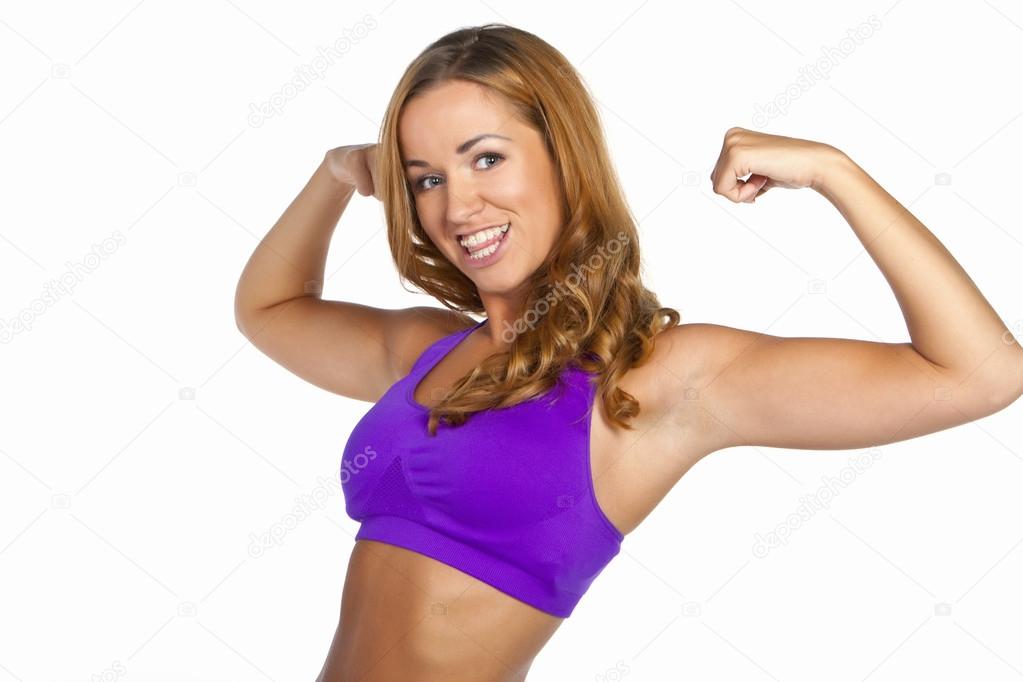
[724,128,747,147]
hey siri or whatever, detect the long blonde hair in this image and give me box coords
[377,23,681,436]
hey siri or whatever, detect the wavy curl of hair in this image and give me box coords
[377,23,681,436]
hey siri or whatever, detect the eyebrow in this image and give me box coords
[404,133,512,169]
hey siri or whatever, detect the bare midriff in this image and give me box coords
[316,540,565,682]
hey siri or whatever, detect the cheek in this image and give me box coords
[423,224,447,250]
[412,200,443,238]
[511,166,561,235]
[499,169,533,204]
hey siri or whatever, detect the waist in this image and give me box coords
[333,539,563,680]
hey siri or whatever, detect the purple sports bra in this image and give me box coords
[339,318,624,618]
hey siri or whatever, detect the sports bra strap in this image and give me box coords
[408,318,486,377]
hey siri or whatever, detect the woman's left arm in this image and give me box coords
[652,127,1023,453]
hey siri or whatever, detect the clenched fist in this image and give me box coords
[325,143,380,200]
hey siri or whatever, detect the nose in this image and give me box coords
[445,173,485,226]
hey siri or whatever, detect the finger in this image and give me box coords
[712,155,756,203]
[366,151,380,200]
[353,168,372,196]
[739,174,769,203]
[712,165,744,202]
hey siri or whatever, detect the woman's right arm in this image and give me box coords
[233,147,458,402]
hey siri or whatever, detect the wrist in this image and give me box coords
[319,153,358,196]
[810,144,857,197]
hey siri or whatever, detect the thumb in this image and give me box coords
[740,174,770,203]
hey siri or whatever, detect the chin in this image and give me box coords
[475,268,536,295]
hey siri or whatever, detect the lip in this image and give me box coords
[455,221,510,240]
[459,222,511,269]
[458,222,509,253]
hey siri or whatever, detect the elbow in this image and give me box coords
[234,312,253,339]
[235,314,250,338]
[233,281,249,334]
[1008,360,1023,407]
[1002,353,1023,406]
[233,283,263,339]
[981,361,1023,413]
[234,295,261,339]
[956,349,1023,414]
[235,305,268,340]
[234,300,251,338]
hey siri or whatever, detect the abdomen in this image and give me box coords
[319,540,565,681]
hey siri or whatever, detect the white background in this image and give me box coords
[2,0,1022,680]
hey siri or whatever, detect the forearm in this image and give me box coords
[813,148,1023,392]
[234,155,357,318]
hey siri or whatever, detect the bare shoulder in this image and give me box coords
[389,307,477,380]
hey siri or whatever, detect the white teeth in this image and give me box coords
[468,240,501,260]
[459,223,509,248]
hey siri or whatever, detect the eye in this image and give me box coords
[474,152,504,170]
[412,152,505,193]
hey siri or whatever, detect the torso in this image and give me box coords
[316,316,714,682]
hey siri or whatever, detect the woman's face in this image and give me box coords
[399,79,563,296]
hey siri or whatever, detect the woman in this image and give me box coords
[234,23,1023,682]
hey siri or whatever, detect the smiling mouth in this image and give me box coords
[458,222,511,255]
